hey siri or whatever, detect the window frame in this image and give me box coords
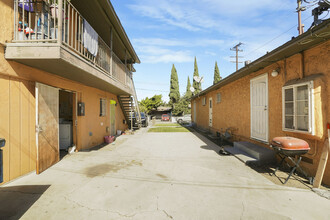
[282,81,314,134]
[216,92,221,103]
[202,97,206,106]
[100,98,107,117]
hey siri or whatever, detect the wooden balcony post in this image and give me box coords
[58,0,63,44]
[110,27,113,76]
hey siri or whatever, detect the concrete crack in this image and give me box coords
[162,210,173,219]
[156,196,173,219]
[240,202,245,220]
[63,196,138,218]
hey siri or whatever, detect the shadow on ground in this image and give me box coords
[0,185,50,220]
[190,126,330,191]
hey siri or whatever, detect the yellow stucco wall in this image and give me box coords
[192,40,330,185]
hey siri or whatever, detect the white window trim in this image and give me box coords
[282,81,314,134]
[202,97,206,106]
[216,93,221,103]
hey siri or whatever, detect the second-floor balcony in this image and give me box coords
[5,0,139,95]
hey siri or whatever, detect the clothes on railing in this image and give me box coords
[83,19,98,57]
[18,0,34,12]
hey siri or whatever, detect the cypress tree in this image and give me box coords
[192,57,201,95]
[213,61,222,84]
[169,64,180,105]
[185,76,192,99]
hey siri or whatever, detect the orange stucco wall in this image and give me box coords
[192,40,330,185]
[0,1,128,184]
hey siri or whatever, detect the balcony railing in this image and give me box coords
[13,0,133,91]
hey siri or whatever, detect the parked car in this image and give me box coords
[177,114,191,124]
[140,112,148,127]
[128,112,148,128]
[161,114,170,121]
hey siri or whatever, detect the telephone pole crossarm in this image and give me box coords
[230,42,244,71]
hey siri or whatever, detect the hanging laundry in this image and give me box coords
[18,0,34,12]
[83,20,99,57]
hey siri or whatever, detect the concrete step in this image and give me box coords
[234,141,276,165]
[224,146,258,165]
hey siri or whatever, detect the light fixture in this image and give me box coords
[271,68,280,77]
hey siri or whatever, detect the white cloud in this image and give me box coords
[135,45,193,63]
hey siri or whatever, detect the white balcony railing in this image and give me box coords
[13,0,134,91]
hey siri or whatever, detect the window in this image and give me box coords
[216,93,221,103]
[202,97,206,106]
[100,98,106,116]
[283,82,313,133]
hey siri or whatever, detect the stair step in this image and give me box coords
[233,141,276,164]
[224,146,258,165]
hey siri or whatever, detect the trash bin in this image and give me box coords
[0,138,6,183]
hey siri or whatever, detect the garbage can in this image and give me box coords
[0,138,6,183]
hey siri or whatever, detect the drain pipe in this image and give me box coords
[0,138,6,183]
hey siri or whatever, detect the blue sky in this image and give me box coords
[111,0,329,102]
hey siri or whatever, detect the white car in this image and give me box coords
[177,114,191,124]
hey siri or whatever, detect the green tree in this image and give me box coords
[169,64,180,105]
[192,57,201,95]
[139,94,164,114]
[185,76,192,99]
[172,96,191,116]
[213,61,222,84]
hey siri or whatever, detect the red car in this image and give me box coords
[161,114,170,121]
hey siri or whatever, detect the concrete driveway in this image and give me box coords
[1,128,330,220]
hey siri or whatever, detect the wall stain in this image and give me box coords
[84,160,143,178]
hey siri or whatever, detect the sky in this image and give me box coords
[111,0,329,102]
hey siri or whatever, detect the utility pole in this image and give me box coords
[230,42,243,71]
[297,0,306,35]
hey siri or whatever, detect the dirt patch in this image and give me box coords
[248,163,330,191]
[84,160,143,178]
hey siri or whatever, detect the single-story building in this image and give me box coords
[191,19,330,185]
[149,106,172,120]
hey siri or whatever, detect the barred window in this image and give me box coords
[100,98,106,116]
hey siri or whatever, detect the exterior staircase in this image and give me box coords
[118,94,141,128]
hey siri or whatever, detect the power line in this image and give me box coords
[245,15,313,58]
[136,88,169,92]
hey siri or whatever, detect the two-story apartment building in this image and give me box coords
[191,19,330,185]
[0,0,140,184]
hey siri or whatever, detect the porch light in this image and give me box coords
[271,69,280,77]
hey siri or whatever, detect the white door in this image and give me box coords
[250,74,268,142]
[193,101,196,122]
[209,98,213,127]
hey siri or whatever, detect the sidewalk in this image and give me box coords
[1,128,330,219]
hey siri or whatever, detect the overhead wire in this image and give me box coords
[244,15,313,58]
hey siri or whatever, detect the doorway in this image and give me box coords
[250,74,269,142]
[36,83,77,174]
[59,90,75,159]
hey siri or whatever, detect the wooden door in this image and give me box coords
[250,74,268,142]
[36,83,59,174]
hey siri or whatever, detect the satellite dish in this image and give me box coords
[190,87,195,93]
[193,76,200,82]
